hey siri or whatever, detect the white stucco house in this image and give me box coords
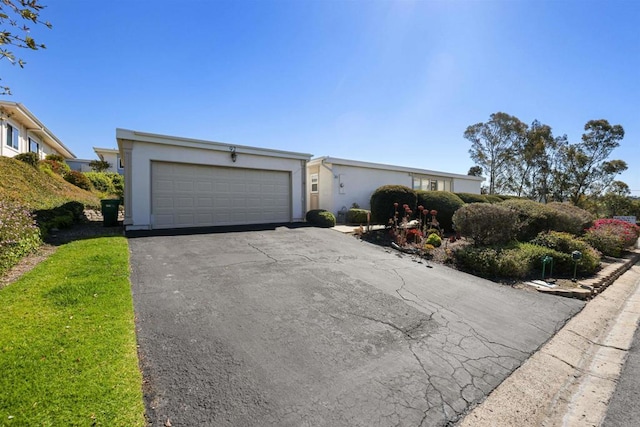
[307,156,484,216]
[0,101,74,160]
[93,147,124,174]
[116,129,312,231]
[66,147,124,174]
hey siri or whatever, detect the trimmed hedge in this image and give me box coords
[346,208,370,224]
[501,199,595,241]
[452,203,519,246]
[305,209,336,228]
[416,191,465,232]
[455,192,488,204]
[545,202,594,235]
[370,185,417,224]
[484,195,504,204]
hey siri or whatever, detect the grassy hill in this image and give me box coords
[0,156,100,210]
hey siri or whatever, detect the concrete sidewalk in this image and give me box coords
[458,261,640,426]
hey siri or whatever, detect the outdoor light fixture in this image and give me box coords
[541,255,553,280]
[229,146,237,162]
[571,250,582,282]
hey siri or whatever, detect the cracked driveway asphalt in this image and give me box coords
[129,226,584,426]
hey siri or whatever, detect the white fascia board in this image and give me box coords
[115,128,313,161]
[93,146,119,154]
[309,156,484,182]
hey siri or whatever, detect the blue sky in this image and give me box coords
[3,0,639,194]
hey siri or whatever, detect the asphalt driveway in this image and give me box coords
[129,226,584,426]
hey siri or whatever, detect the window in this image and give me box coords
[310,173,319,193]
[6,123,19,150]
[413,175,452,192]
[29,137,39,154]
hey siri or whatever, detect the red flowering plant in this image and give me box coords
[388,202,420,246]
[584,218,640,257]
[421,208,442,236]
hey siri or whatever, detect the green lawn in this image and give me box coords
[0,237,145,426]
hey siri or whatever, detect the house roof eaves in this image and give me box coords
[116,128,313,161]
[0,101,75,159]
[309,156,484,181]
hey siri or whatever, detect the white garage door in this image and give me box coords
[151,161,291,229]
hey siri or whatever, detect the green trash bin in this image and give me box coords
[101,199,120,227]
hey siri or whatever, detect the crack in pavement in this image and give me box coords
[246,242,280,263]
[566,329,628,352]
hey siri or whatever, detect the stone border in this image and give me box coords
[538,250,640,300]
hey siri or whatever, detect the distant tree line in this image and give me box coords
[464,112,628,209]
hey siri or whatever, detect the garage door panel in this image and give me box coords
[175,181,194,192]
[196,181,213,192]
[197,197,213,207]
[152,162,291,229]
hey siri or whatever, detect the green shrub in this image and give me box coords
[34,202,85,235]
[39,159,70,176]
[425,233,442,248]
[546,202,594,235]
[484,195,504,204]
[370,185,417,224]
[110,173,124,200]
[85,171,115,194]
[59,201,86,222]
[501,199,557,241]
[306,209,336,228]
[452,203,519,246]
[531,231,600,273]
[583,219,640,257]
[45,153,65,162]
[14,152,39,168]
[455,192,488,204]
[455,241,599,279]
[346,208,370,224]
[0,201,42,274]
[64,170,93,191]
[416,191,465,232]
[454,246,500,277]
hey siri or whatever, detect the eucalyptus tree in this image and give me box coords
[464,112,527,195]
[556,120,626,206]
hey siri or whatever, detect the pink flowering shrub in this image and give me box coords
[0,201,42,274]
[583,218,640,257]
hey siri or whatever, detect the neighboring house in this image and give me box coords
[0,101,74,160]
[116,129,312,231]
[307,156,484,216]
[93,147,124,174]
[67,148,124,174]
[66,158,93,172]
